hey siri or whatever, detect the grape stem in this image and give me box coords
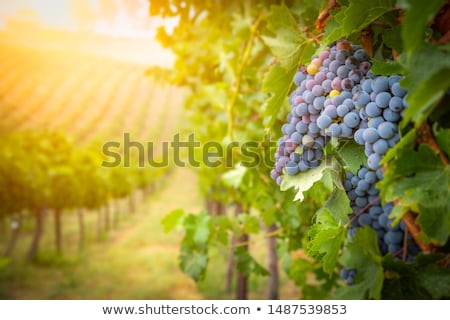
[315,0,339,32]
[401,211,434,253]
[226,13,263,140]
[402,227,408,261]
[417,122,449,165]
[344,196,380,228]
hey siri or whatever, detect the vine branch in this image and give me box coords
[315,0,339,32]
[345,196,380,228]
[226,13,263,140]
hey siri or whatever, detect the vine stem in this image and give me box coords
[228,226,285,250]
[344,196,380,228]
[226,13,263,140]
[402,227,408,261]
[417,122,449,165]
[315,0,339,32]
[401,211,434,253]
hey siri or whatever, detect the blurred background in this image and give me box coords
[0,0,300,299]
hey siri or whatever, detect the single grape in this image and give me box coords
[373,139,389,155]
[343,112,360,128]
[327,123,341,137]
[337,104,350,117]
[375,91,391,108]
[378,122,397,139]
[366,102,383,117]
[367,153,381,170]
[372,76,389,93]
[291,131,302,144]
[391,82,406,97]
[362,128,379,143]
[388,96,403,112]
[383,108,401,122]
[317,114,332,129]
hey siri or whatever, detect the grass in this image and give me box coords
[0,167,300,299]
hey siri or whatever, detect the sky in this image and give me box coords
[0,0,178,66]
[0,0,177,38]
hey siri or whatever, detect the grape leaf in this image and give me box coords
[382,25,403,52]
[262,63,296,128]
[370,59,405,76]
[237,214,261,234]
[222,165,248,189]
[400,43,450,127]
[280,156,341,202]
[402,68,450,127]
[334,227,383,299]
[319,188,352,223]
[382,253,450,299]
[380,128,416,164]
[161,208,184,233]
[400,0,447,52]
[378,144,450,244]
[307,208,347,276]
[262,5,313,69]
[194,213,212,246]
[322,0,394,45]
[235,246,270,277]
[336,140,366,174]
[435,127,450,155]
[179,250,209,281]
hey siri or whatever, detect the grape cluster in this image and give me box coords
[270,40,420,286]
[271,41,372,185]
[353,75,407,169]
[341,166,420,284]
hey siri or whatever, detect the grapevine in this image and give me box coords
[153,0,450,299]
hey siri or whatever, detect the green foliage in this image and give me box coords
[322,0,394,46]
[307,209,347,276]
[400,0,447,52]
[281,157,341,201]
[161,208,184,233]
[153,0,450,299]
[262,63,296,128]
[382,253,450,299]
[335,140,366,174]
[335,227,383,299]
[379,144,450,244]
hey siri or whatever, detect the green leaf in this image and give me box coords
[222,165,247,189]
[320,188,351,223]
[378,144,450,244]
[380,128,416,164]
[262,5,314,68]
[416,263,450,298]
[401,0,446,52]
[179,250,209,282]
[235,246,270,277]
[161,208,184,233]
[262,64,296,129]
[322,0,394,45]
[382,253,450,299]
[334,227,383,299]
[307,209,347,276]
[435,127,450,155]
[241,215,261,234]
[194,213,212,246]
[370,59,405,76]
[402,68,450,127]
[281,156,341,202]
[336,140,366,174]
[382,25,403,52]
